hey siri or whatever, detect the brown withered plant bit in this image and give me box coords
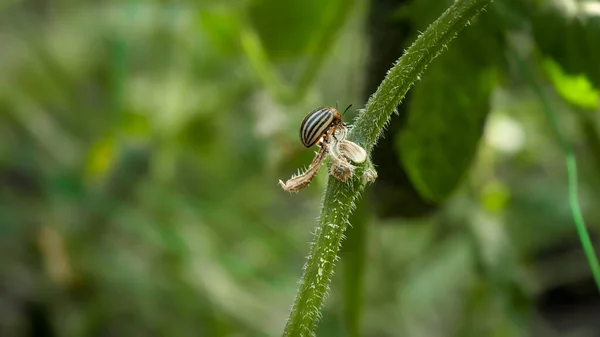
[279,122,346,193]
[279,122,368,190]
[330,157,354,182]
[279,142,329,193]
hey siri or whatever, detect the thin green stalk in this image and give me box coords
[512,48,600,291]
[282,1,494,336]
[240,1,355,103]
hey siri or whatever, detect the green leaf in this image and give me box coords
[199,9,241,55]
[529,1,600,88]
[543,58,600,111]
[396,30,497,202]
[247,0,344,61]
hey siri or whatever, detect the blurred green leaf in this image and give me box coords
[85,135,117,181]
[529,1,600,88]
[247,0,343,61]
[242,0,354,102]
[199,9,241,55]
[396,32,497,202]
[481,180,511,212]
[543,58,600,111]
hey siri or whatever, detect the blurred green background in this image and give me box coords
[1,0,600,336]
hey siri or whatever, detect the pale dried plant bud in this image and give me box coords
[363,167,378,184]
[339,140,366,164]
[279,143,328,193]
[327,126,368,182]
[327,127,349,163]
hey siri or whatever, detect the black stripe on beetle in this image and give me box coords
[299,106,344,148]
[303,109,331,143]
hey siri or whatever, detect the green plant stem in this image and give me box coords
[282,0,493,336]
[512,48,600,292]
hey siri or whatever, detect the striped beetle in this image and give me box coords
[299,103,352,148]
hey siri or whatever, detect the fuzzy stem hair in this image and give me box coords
[283,0,494,336]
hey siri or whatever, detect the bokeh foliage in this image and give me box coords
[1,0,599,336]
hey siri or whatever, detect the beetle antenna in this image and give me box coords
[342,104,352,116]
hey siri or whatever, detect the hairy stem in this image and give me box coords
[283,0,493,336]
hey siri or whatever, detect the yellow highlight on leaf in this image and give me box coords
[86,136,116,180]
[481,180,510,212]
[544,59,600,111]
[123,113,150,136]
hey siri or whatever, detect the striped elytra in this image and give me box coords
[299,106,343,148]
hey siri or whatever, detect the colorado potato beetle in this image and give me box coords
[299,103,352,148]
